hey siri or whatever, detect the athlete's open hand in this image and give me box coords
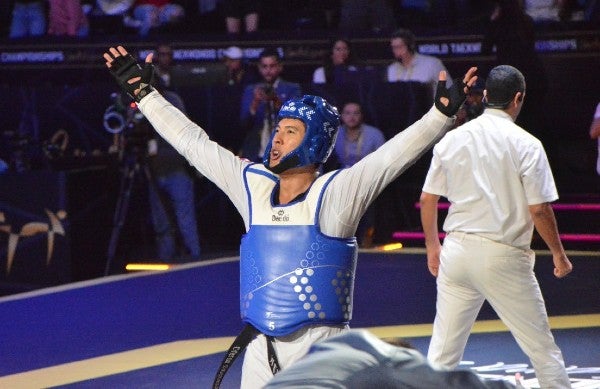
[435,66,478,117]
[103,45,155,102]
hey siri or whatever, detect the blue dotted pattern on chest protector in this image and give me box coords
[240,225,357,337]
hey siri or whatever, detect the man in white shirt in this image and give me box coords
[420,65,572,389]
[387,28,452,99]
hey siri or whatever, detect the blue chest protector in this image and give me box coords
[240,165,358,337]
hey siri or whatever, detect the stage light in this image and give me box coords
[125,263,172,272]
[380,242,403,251]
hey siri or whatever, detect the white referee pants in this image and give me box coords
[240,324,348,389]
[427,232,571,389]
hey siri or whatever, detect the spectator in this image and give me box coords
[482,0,548,141]
[386,28,452,99]
[146,79,202,262]
[312,38,363,85]
[221,46,259,88]
[239,48,302,162]
[222,0,259,35]
[420,65,572,389]
[338,0,396,33]
[96,0,135,16]
[9,0,47,39]
[589,102,600,175]
[47,0,90,37]
[131,0,185,37]
[334,102,385,168]
[96,0,137,32]
[154,42,175,88]
[264,330,516,388]
[210,46,259,153]
[523,0,572,22]
[334,101,385,247]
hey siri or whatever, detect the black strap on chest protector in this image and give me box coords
[212,324,281,388]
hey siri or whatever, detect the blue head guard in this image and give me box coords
[263,95,340,173]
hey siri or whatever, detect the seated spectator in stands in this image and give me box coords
[222,0,259,35]
[338,0,396,33]
[96,0,135,16]
[589,102,600,175]
[221,46,259,87]
[95,0,136,31]
[9,0,47,39]
[523,0,573,22]
[386,28,452,99]
[96,1,134,20]
[131,0,185,37]
[238,48,302,162]
[264,330,516,388]
[312,38,364,85]
[334,101,385,168]
[47,0,90,37]
[334,101,385,247]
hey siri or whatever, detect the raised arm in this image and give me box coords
[320,67,478,238]
[103,45,250,219]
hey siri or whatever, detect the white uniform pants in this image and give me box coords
[427,232,571,389]
[240,325,348,389]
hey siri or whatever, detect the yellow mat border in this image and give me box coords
[1,314,598,388]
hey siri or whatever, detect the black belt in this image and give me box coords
[212,324,281,389]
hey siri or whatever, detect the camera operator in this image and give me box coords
[239,48,302,162]
[145,80,202,262]
[103,92,147,157]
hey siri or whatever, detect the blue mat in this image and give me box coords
[0,251,598,388]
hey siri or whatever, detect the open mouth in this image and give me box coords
[270,149,281,163]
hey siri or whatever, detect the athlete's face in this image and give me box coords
[269,118,306,168]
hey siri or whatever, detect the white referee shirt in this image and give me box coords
[422,109,558,250]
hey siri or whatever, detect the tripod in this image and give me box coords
[104,148,174,276]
